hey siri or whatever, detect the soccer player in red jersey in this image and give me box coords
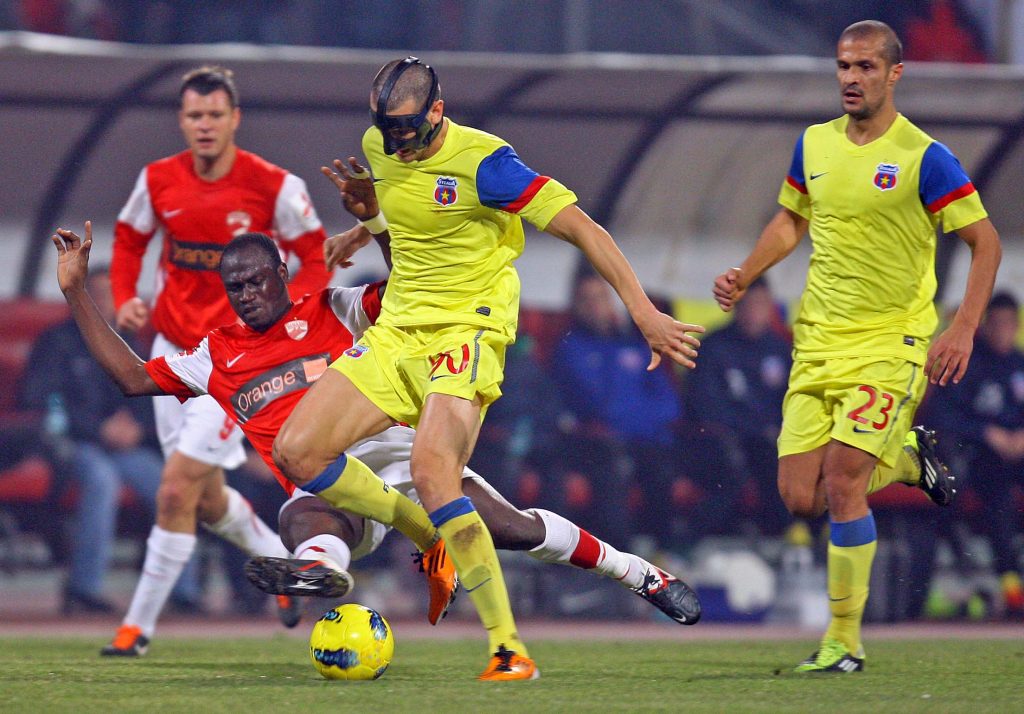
[54,224,701,656]
[105,66,331,654]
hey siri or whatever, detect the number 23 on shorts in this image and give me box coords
[846,384,895,432]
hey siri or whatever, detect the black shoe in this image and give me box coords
[100,625,149,657]
[630,564,701,625]
[909,426,956,506]
[275,594,302,629]
[244,556,354,598]
[63,590,116,615]
[794,638,865,672]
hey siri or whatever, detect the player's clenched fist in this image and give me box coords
[323,225,374,271]
[116,297,150,332]
[713,267,746,312]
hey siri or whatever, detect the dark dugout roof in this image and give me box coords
[4,31,1024,299]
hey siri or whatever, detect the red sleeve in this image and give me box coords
[281,228,331,300]
[362,281,385,325]
[111,221,154,309]
[144,357,195,404]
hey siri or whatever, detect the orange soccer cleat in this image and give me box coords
[478,645,540,681]
[100,624,149,657]
[412,538,459,625]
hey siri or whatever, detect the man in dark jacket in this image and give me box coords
[926,290,1024,616]
[19,267,192,612]
[687,277,793,536]
[551,272,684,551]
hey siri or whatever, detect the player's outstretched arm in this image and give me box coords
[926,216,1002,386]
[713,207,808,312]
[545,204,704,371]
[52,222,163,397]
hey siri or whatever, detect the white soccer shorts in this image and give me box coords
[151,333,246,469]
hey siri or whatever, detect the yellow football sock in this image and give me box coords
[867,441,920,494]
[824,514,877,653]
[436,505,526,657]
[308,454,436,552]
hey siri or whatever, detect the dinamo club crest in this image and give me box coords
[434,177,458,206]
[285,320,308,340]
[873,163,899,191]
[227,210,253,236]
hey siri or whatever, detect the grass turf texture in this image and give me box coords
[1,637,1021,712]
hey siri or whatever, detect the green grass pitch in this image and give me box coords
[1,637,1020,712]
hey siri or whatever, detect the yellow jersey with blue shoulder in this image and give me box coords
[778,113,987,365]
[362,119,578,338]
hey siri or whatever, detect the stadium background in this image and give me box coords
[2,0,1024,631]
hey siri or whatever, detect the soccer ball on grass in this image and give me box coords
[309,603,395,680]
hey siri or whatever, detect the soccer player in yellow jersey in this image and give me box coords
[273,57,704,680]
[714,20,1001,673]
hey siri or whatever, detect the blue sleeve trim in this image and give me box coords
[476,146,541,210]
[429,496,476,528]
[786,132,806,188]
[830,511,877,547]
[304,454,348,494]
[920,142,972,207]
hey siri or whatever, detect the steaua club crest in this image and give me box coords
[285,320,308,340]
[873,163,899,191]
[434,176,458,206]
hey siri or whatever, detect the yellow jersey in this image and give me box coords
[362,119,577,336]
[778,113,987,364]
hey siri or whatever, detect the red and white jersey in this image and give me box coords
[144,285,383,494]
[112,149,330,348]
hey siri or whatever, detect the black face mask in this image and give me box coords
[370,57,442,156]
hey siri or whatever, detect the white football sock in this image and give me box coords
[293,534,352,572]
[526,508,650,588]
[203,486,287,558]
[123,526,196,638]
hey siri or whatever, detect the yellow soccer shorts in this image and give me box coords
[330,322,510,428]
[777,356,926,467]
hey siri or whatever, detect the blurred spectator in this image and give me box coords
[548,271,684,553]
[926,290,1024,617]
[904,0,989,62]
[470,334,564,505]
[18,266,201,613]
[17,0,118,40]
[685,277,793,537]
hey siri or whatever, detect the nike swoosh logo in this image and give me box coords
[288,580,322,591]
[829,595,851,602]
[226,353,246,367]
[162,208,184,218]
[852,426,875,434]
[464,577,492,594]
[429,374,450,382]
[810,172,828,180]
